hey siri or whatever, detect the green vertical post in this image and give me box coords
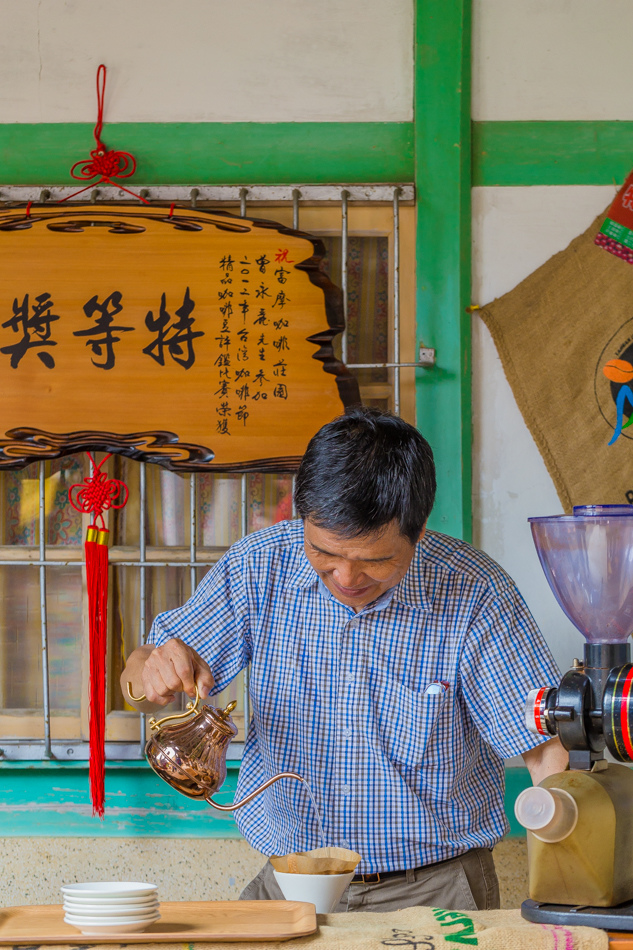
[414,0,472,541]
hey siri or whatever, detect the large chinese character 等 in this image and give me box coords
[74,291,133,370]
[144,287,203,370]
[1,292,59,368]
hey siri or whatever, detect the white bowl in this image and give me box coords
[63,894,159,906]
[272,869,355,914]
[64,911,160,924]
[61,882,158,898]
[63,902,159,918]
[64,914,160,936]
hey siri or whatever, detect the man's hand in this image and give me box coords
[121,638,215,712]
[522,736,568,785]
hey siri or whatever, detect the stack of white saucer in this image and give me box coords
[61,882,160,935]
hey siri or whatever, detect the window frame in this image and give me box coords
[0,189,417,761]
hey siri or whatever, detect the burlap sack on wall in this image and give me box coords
[479,209,633,511]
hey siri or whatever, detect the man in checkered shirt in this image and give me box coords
[123,408,566,912]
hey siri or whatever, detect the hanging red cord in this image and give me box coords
[69,453,128,817]
[60,65,149,204]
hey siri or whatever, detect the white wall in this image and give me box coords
[1,0,625,671]
[472,0,633,120]
[471,186,617,671]
[471,0,630,671]
[0,0,413,123]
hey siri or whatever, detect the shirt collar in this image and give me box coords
[286,548,319,590]
[285,542,432,612]
[391,562,432,611]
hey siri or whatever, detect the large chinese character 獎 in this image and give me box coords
[74,291,133,370]
[144,287,203,370]
[1,292,59,368]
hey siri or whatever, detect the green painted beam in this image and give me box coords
[474,121,633,187]
[504,768,531,838]
[0,760,527,837]
[414,0,472,542]
[0,123,414,186]
[0,760,242,837]
[3,120,633,190]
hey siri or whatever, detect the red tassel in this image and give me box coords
[86,526,109,817]
[69,454,128,818]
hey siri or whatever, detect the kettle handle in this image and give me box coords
[125,682,237,732]
[126,681,201,732]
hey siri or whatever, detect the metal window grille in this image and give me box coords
[0,183,416,762]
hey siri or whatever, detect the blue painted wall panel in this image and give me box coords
[0,762,242,837]
[0,761,529,838]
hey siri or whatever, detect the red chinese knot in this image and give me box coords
[69,452,128,530]
[61,65,149,204]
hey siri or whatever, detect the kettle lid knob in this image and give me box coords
[219,700,237,719]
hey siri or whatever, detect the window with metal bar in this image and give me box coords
[0,185,416,761]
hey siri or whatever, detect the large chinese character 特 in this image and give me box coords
[1,292,59,368]
[74,291,133,370]
[144,287,203,370]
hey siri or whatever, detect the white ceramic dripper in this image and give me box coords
[272,869,355,913]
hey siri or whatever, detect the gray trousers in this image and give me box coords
[239,848,500,912]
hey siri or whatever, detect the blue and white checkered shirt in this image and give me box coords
[149,520,560,872]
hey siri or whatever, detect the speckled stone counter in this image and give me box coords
[0,838,528,909]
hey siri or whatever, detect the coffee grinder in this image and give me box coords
[515,504,633,931]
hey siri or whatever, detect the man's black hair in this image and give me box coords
[294,407,436,544]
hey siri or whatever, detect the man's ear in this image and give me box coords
[416,523,427,544]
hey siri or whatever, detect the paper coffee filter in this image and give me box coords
[270,846,361,875]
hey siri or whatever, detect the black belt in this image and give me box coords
[351,869,408,885]
[351,852,470,885]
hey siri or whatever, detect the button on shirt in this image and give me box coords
[148,520,560,873]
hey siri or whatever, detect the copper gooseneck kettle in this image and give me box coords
[127,683,303,811]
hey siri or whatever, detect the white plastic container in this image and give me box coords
[514,786,578,842]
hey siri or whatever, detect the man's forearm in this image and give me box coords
[522,736,569,785]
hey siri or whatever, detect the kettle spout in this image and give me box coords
[205,770,305,811]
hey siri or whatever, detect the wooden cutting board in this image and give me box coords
[0,901,317,944]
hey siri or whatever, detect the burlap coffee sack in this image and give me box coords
[70,906,607,949]
[479,209,633,511]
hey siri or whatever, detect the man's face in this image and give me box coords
[303,518,424,611]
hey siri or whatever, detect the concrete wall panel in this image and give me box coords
[0,0,414,123]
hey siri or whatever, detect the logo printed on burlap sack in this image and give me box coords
[431,908,478,945]
[380,929,437,949]
[596,317,633,445]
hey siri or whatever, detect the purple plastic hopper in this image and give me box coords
[529,505,633,644]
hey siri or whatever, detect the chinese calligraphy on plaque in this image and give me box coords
[0,204,359,471]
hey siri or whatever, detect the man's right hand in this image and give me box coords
[121,638,215,711]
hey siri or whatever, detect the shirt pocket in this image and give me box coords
[375,678,447,769]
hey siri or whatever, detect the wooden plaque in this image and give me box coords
[0,204,359,471]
